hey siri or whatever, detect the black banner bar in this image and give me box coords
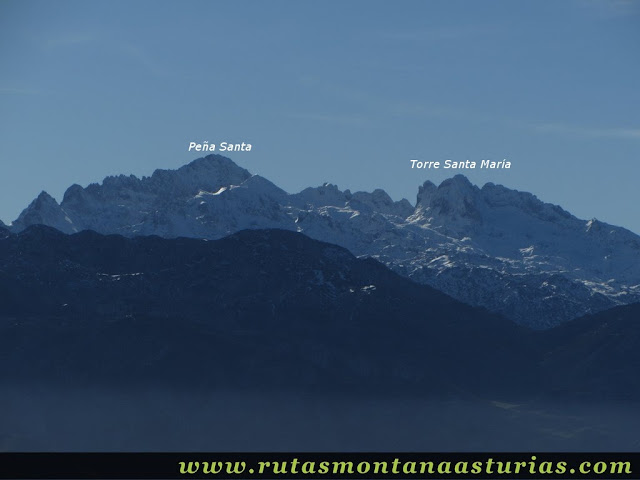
[0,453,638,479]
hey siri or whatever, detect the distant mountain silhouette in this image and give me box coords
[539,302,640,401]
[1,225,638,402]
[0,225,535,396]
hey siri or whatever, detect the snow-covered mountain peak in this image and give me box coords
[440,173,476,190]
[481,182,573,224]
[173,154,250,182]
[293,183,412,218]
[294,183,352,208]
[143,154,251,196]
[235,174,288,198]
[586,218,602,232]
[432,175,481,212]
[9,155,640,328]
[62,184,89,204]
[101,174,141,189]
[11,191,76,234]
[349,189,413,218]
[412,175,483,230]
[415,180,437,206]
[34,191,59,208]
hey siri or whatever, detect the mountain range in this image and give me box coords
[2,224,639,403]
[4,225,640,451]
[0,225,535,397]
[7,154,640,328]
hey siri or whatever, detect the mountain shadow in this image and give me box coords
[0,225,539,398]
[2,226,640,451]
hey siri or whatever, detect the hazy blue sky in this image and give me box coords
[1,0,639,233]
